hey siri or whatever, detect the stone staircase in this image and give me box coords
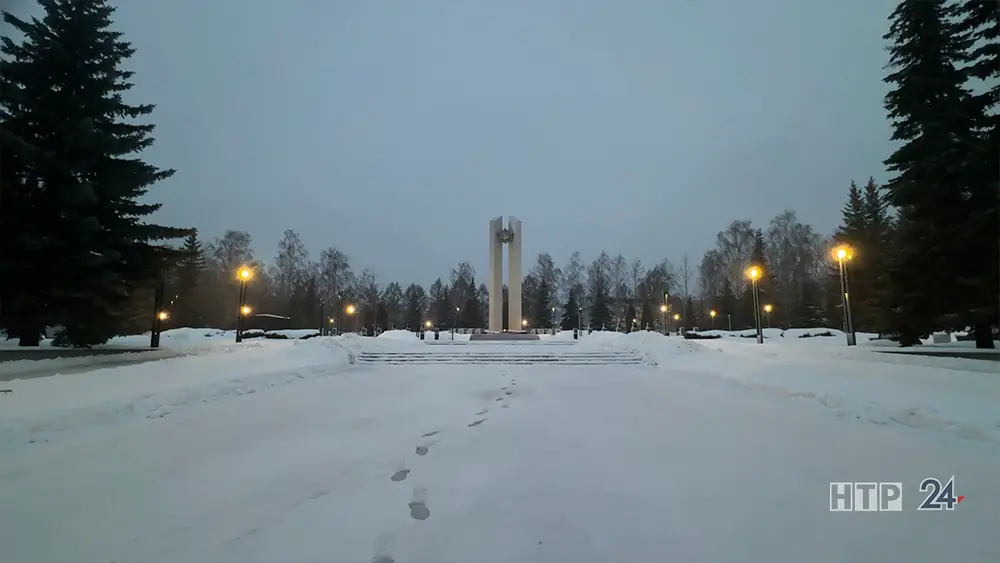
[356,344,645,366]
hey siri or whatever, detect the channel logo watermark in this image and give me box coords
[829,477,964,512]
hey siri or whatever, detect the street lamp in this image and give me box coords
[424,320,432,329]
[453,307,460,340]
[241,305,252,316]
[660,304,668,335]
[832,244,856,346]
[522,319,528,329]
[157,311,169,321]
[673,312,681,334]
[346,304,357,334]
[337,292,344,335]
[235,266,253,343]
[763,304,773,328]
[745,265,764,344]
[709,309,717,329]
[551,307,556,332]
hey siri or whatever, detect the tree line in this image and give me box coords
[1,0,996,347]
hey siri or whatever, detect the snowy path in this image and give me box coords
[1,361,998,562]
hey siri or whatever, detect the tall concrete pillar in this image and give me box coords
[507,217,522,331]
[488,216,504,332]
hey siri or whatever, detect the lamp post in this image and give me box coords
[763,304,773,329]
[745,265,763,344]
[337,292,344,336]
[833,245,857,346]
[551,307,556,333]
[709,309,717,329]
[660,304,668,335]
[346,304,357,333]
[673,313,681,335]
[152,310,168,348]
[577,307,582,333]
[235,266,253,343]
[318,300,325,336]
[453,307,460,340]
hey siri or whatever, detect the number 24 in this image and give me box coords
[918,476,958,510]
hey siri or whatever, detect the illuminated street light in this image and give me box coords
[235,266,254,343]
[157,311,169,321]
[346,304,356,315]
[763,304,773,328]
[832,244,856,346]
[241,305,252,316]
[709,309,717,329]
[745,265,764,344]
[522,319,528,327]
[425,320,432,328]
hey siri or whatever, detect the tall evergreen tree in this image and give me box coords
[718,277,737,330]
[589,282,614,330]
[173,232,207,327]
[623,302,637,333]
[1,0,190,346]
[957,0,999,348]
[461,296,482,328]
[742,229,771,328]
[882,0,982,345]
[533,276,554,329]
[560,289,581,330]
[375,302,389,331]
[402,283,427,331]
[639,300,655,330]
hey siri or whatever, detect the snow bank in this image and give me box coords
[263,329,320,339]
[578,330,710,365]
[378,329,421,341]
[674,344,1000,443]
[575,329,1000,443]
[0,339,356,450]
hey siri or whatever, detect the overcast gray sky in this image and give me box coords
[9,0,898,286]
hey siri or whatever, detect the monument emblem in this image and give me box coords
[488,217,522,332]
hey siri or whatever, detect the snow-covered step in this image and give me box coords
[356,350,646,366]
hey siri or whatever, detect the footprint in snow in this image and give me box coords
[476,409,488,415]
[390,468,410,482]
[502,404,509,409]
[421,430,440,438]
[415,439,439,456]
[468,419,486,427]
[409,487,431,521]
[495,397,503,402]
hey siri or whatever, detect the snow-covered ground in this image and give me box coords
[1,330,997,562]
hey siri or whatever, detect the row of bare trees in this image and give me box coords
[162,207,852,334]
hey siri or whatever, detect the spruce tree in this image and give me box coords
[589,282,614,330]
[375,302,389,331]
[173,232,206,327]
[560,289,580,330]
[639,300,655,330]
[882,0,980,345]
[461,296,482,328]
[623,302,636,333]
[1,0,190,346]
[957,0,999,347]
[743,230,771,328]
[403,285,425,331]
[533,276,553,328]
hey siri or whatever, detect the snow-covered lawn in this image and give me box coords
[0,331,997,562]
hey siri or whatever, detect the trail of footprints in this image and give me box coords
[385,373,518,529]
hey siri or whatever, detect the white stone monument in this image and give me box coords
[488,216,522,332]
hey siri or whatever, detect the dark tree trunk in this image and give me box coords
[973,321,995,349]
